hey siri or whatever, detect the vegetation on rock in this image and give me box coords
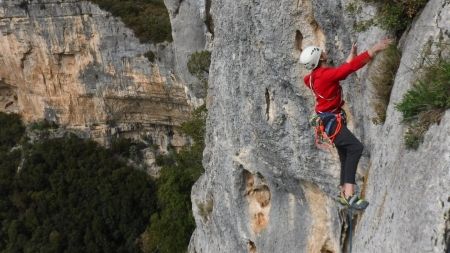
[142,105,207,253]
[90,0,172,43]
[396,59,450,149]
[187,51,211,96]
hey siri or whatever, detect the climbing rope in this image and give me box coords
[347,208,353,253]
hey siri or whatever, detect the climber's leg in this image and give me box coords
[334,125,363,193]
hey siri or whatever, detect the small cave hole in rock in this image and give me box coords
[247,240,257,253]
[295,30,304,51]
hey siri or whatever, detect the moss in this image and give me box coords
[89,0,172,43]
[197,198,213,222]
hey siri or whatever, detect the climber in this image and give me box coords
[299,38,392,210]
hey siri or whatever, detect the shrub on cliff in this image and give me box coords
[142,105,207,253]
[187,51,211,79]
[396,59,450,149]
[188,51,211,97]
[90,0,172,43]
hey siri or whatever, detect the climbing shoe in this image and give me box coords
[338,194,369,210]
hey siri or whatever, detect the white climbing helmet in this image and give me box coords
[299,46,322,70]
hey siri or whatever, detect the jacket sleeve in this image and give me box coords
[322,51,372,82]
[303,74,311,88]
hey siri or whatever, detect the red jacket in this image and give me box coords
[304,51,372,113]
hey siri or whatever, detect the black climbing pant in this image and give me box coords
[333,124,363,185]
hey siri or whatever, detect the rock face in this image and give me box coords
[164,0,209,105]
[189,0,449,252]
[353,1,450,252]
[0,0,208,154]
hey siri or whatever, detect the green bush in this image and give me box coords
[142,105,207,253]
[188,51,211,96]
[396,60,450,149]
[187,51,211,80]
[90,0,172,43]
[370,45,401,124]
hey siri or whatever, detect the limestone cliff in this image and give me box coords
[0,0,209,164]
[189,0,449,252]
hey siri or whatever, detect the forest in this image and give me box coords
[0,108,206,253]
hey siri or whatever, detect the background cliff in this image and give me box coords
[0,0,208,149]
[189,0,449,252]
[0,0,211,175]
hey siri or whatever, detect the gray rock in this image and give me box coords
[190,0,450,252]
[164,0,208,106]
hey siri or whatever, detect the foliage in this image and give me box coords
[347,0,429,33]
[29,119,58,131]
[142,105,207,253]
[187,51,211,80]
[370,45,401,124]
[0,113,157,252]
[111,136,147,161]
[187,51,211,97]
[180,104,207,147]
[396,60,450,149]
[89,0,172,43]
[0,113,25,151]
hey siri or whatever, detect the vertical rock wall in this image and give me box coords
[190,0,450,252]
[353,1,450,252]
[190,0,350,252]
[164,0,208,106]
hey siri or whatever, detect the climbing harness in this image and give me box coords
[309,111,346,149]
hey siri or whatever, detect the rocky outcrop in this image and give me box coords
[0,0,210,175]
[164,0,208,106]
[0,0,189,144]
[353,1,450,252]
[189,0,449,252]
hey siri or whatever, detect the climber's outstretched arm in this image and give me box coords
[345,42,358,63]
